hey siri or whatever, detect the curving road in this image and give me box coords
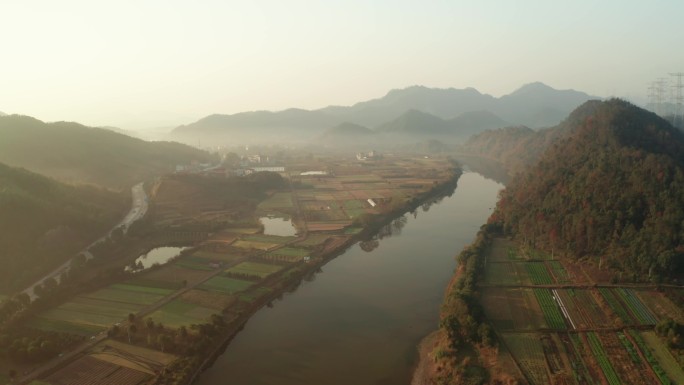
[22,183,148,299]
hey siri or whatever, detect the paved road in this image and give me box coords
[22,183,148,299]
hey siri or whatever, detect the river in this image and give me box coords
[197,172,503,385]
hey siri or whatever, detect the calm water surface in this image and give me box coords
[198,172,502,385]
[260,216,297,236]
[129,246,188,271]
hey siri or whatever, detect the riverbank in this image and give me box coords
[182,168,464,384]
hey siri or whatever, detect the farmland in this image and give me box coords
[30,282,175,336]
[12,154,464,384]
[478,236,684,385]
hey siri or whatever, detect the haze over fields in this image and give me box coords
[2,2,684,385]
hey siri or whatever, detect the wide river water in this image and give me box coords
[197,172,503,385]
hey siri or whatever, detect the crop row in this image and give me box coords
[586,332,621,385]
[525,263,554,285]
[532,289,566,329]
[616,288,658,325]
[547,260,571,283]
[627,330,671,385]
[598,288,633,323]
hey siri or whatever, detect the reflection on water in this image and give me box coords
[260,216,297,236]
[127,246,188,272]
[198,172,503,385]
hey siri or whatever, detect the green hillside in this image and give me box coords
[492,99,684,280]
[0,162,128,291]
[0,115,215,189]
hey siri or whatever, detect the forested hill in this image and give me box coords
[0,162,127,291]
[492,99,684,280]
[0,115,215,189]
[463,99,604,176]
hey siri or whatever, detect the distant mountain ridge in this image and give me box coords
[0,115,215,189]
[172,82,597,144]
[492,99,684,278]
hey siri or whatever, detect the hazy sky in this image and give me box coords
[1,0,683,129]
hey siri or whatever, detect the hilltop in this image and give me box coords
[0,162,127,291]
[492,99,684,279]
[0,115,215,189]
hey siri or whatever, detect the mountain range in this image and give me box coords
[0,115,215,189]
[171,82,596,145]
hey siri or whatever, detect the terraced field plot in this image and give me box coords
[343,199,367,218]
[501,333,549,385]
[484,262,520,285]
[225,261,284,278]
[525,262,555,285]
[636,290,684,323]
[532,289,566,329]
[145,264,215,286]
[599,288,656,325]
[148,299,217,328]
[180,289,234,310]
[547,260,571,283]
[32,284,174,335]
[640,331,684,384]
[481,288,546,330]
[243,234,296,244]
[232,239,280,251]
[295,234,330,247]
[257,192,294,210]
[199,276,253,294]
[42,355,150,385]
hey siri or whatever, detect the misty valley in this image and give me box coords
[1,83,683,385]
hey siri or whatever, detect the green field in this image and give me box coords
[599,288,635,324]
[28,317,105,336]
[233,239,279,250]
[501,333,549,385]
[239,287,273,303]
[485,262,519,285]
[82,286,167,306]
[173,256,215,271]
[547,261,571,283]
[533,289,566,329]
[296,234,330,247]
[586,332,621,385]
[191,250,242,262]
[199,276,253,293]
[258,192,294,210]
[225,261,283,278]
[271,247,309,258]
[29,281,176,336]
[125,277,184,290]
[616,288,657,325]
[344,227,363,235]
[148,299,217,328]
[243,234,296,244]
[109,283,174,296]
[525,263,554,285]
[343,200,367,218]
[640,331,683,384]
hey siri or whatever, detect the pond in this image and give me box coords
[127,246,188,271]
[260,215,297,237]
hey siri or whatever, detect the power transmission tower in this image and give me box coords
[655,78,669,116]
[670,72,684,127]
